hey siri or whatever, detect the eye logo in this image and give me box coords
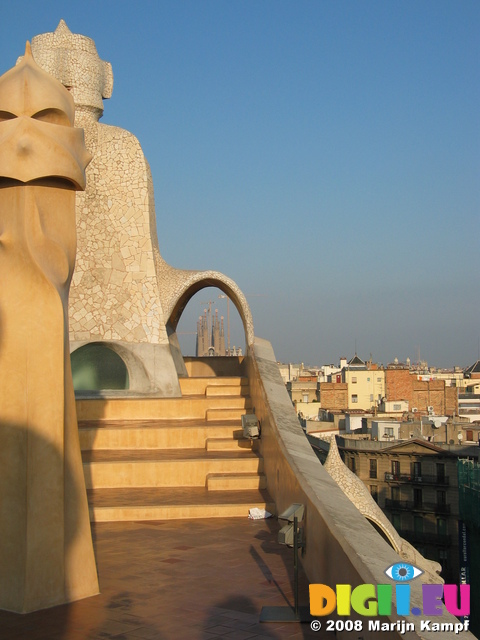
[310,560,470,619]
[385,562,423,582]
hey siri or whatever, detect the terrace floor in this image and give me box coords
[0,517,329,639]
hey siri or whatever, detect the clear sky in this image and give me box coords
[1,1,478,368]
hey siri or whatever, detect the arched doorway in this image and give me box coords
[71,343,130,391]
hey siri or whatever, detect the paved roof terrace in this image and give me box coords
[0,518,323,640]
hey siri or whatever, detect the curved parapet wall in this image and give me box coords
[247,338,474,640]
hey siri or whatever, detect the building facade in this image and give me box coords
[338,437,464,584]
[385,367,458,416]
[343,366,385,411]
[319,354,384,412]
[458,459,480,637]
[287,376,320,405]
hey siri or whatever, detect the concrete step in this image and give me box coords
[206,473,267,491]
[77,375,271,522]
[87,486,275,522]
[76,395,252,421]
[82,448,263,489]
[179,377,248,396]
[183,357,245,378]
[205,384,249,397]
[78,420,244,451]
[205,437,257,452]
[206,408,248,422]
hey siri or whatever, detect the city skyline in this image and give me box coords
[178,288,478,370]
[1,1,478,368]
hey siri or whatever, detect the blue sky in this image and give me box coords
[1,1,478,367]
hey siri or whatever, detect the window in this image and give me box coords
[391,486,400,502]
[351,394,358,403]
[414,516,423,534]
[370,485,378,503]
[437,518,447,536]
[393,403,401,411]
[392,513,401,530]
[414,488,422,507]
[367,377,371,382]
[438,548,448,571]
[348,457,356,473]
[377,377,382,382]
[436,463,445,482]
[392,460,400,477]
[412,461,421,479]
[370,394,374,402]
[369,459,377,479]
[437,491,446,506]
[352,376,357,383]
[71,343,129,390]
[303,394,308,403]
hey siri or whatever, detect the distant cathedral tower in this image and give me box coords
[212,310,226,356]
[196,308,226,356]
[196,313,208,357]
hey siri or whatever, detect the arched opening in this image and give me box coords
[175,287,246,357]
[167,275,254,348]
[71,343,130,391]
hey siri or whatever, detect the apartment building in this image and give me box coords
[338,436,464,583]
[385,366,458,416]
[319,354,384,411]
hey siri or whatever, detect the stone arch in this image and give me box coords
[70,341,151,392]
[167,274,254,348]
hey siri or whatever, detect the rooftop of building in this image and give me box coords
[346,354,366,368]
[465,359,480,376]
[308,434,480,459]
[0,517,320,640]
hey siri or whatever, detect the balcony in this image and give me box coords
[384,472,449,486]
[384,499,450,514]
[397,529,451,547]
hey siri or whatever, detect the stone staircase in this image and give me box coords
[78,376,274,521]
